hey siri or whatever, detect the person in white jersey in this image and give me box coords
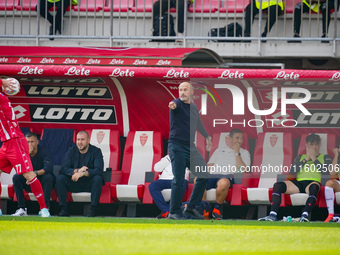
[149,155,190,219]
[205,128,250,220]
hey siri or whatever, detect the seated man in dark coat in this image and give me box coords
[56,130,104,217]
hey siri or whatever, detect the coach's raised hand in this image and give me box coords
[168,101,177,110]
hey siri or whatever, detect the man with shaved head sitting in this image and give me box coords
[56,130,104,217]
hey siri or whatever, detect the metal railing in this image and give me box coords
[0,0,339,45]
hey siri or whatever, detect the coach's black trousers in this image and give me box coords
[56,174,103,207]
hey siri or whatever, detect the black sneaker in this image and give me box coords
[288,34,301,43]
[212,208,222,220]
[243,33,251,43]
[167,213,183,220]
[58,209,70,217]
[156,211,169,219]
[321,34,330,43]
[183,207,205,220]
[261,32,267,43]
[49,25,55,41]
[298,215,309,222]
[86,209,96,217]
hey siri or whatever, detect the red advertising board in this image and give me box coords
[0,64,339,140]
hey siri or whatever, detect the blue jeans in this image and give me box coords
[149,179,188,213]
[168,142,209,215]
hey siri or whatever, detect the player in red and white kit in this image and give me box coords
[0,78,50,217]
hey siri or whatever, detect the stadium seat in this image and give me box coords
[188,0,219,13]
[284,0,298,14]
[204,132,249,205]
[103,0,133,12]
[0,0,16,11]
[40,128,75,166]
[86,129,120,172]
[20,127,31,136]
[0,164,15,213]
[131,0,154,12]
[131,0,176,13]
[219,0,249,13]
[16,0,74,11]
[74,0,105,12]
[110,131,163,206]
[241,132,293,216]
[284,133,336,207]
[15,0,37,11]
[67,129,121,204]
[0,169,15,200]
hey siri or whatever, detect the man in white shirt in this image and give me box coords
[149,155,189,219]
[206,128,250,219]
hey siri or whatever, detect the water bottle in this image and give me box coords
[287,216,292,222]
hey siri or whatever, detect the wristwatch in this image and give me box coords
[34,170,38,176]
[235,153,241,156]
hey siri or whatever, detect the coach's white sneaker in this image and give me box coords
[40,208,50,218]
[12,208,28,216]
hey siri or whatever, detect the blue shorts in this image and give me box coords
[206,174,233,190]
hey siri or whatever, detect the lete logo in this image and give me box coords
[18,66,43,75]
[330,72,340,81]
[65,67,90,76]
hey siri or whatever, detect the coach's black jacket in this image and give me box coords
[60,144,104,184]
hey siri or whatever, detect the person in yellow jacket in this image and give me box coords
[289,0,339,43]
[36,0,77,40]
[244,0,284,41]
[259,133,332,222]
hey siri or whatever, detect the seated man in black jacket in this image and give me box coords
[12,132,55,216]
[56,130,104,217]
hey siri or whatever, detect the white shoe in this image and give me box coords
[38,208,49,216]
[40,208,50,218]
[177,33,184,42]
[12,208,28,216]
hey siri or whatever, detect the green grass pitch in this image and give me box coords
[1,217,339,255]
